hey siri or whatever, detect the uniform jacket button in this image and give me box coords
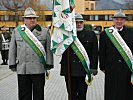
[118,60,121,62]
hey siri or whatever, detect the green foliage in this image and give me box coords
[126,25,133,29]
[84,24,93,30]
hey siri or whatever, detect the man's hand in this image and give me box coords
[90,69,98,76]
[10,68,17,72]
[46,65,54,70]
[9,65,17,72]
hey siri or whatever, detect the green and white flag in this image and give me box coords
[51,0,92,84]
[51,0,76,55]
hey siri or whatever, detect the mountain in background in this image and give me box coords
[112,0,126,4]
[44,0,132,10]
[96,0,130,10]
[0,0,132,10]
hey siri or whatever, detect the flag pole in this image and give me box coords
[67,47,72,100]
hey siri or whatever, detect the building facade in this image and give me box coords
[0,0,132,32]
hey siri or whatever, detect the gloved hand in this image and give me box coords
[90,69,98,76]
[46,65,54,70]
[9,65,17,72]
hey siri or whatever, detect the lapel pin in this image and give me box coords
[108,29,113,33]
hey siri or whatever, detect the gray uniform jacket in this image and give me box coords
[9,24,53,74]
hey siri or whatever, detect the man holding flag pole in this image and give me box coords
[51,0,98,99]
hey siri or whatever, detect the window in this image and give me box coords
[98,15,105,20]
[91,3,94,10]
[109,15,113,20]
[127,14,133,21]
[85,8,89,10]
[0,16,5,21]
[95,15,98,20]
[45,15,52,21]
[90,15,95,20]
[9,15,16,21]
[83,15,90,21]
[105,15,108,20]
[19,16,23,21]
[5,15,9,21]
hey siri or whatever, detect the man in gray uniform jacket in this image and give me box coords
[9,7,53,100]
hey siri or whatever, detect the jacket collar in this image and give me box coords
[31,24,42,36]
[31,24,42,32]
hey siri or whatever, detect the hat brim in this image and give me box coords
[22,15,39,18]
[75,19,84,22]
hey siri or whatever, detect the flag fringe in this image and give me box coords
[85,77,93,86]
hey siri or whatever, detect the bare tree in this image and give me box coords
[24,0,46,10]
[125,0,133,9]
[0,0,47,27]
[1,0,26,27]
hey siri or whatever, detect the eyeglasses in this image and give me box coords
[76,21,84,24]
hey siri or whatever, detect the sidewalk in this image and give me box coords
[0,53,14,81]
[0,55,105,100]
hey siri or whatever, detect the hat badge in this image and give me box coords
[21,27,25,31]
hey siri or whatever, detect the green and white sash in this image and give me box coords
[71,39,92,84]
[105,26,133,84]
[17,24,49,77]
[51,0,92,84]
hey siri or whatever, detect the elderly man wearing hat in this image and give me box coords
[9,7,53,100]
[60,13,98,100]
[99,9,133,100]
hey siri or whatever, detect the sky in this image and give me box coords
[40,0,45,4]
[40,0,53,10]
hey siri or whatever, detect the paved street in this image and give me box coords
[0,55,105,100]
